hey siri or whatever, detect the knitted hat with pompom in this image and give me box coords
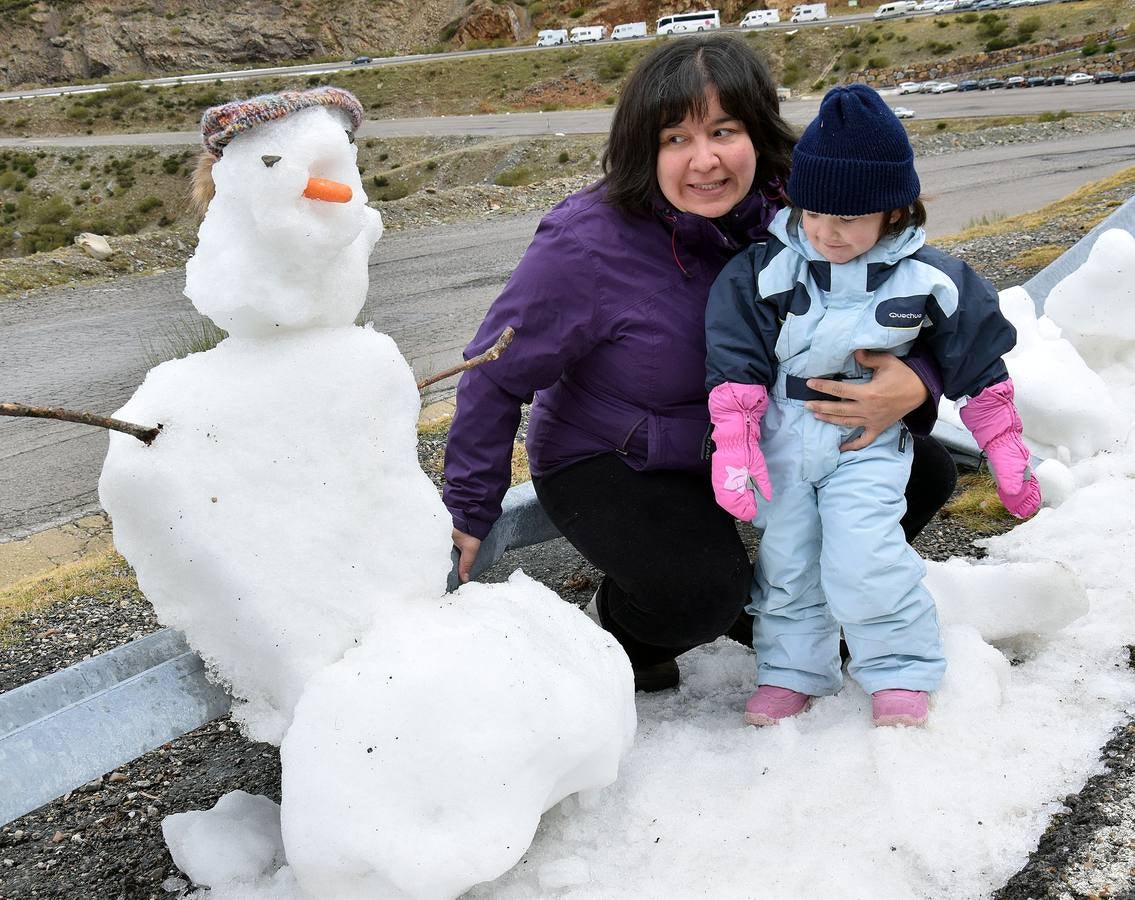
[787,83,920,216]
[200,86,363,158]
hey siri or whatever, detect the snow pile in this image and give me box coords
[98,99,635,899]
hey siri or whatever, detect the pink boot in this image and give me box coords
[744,686,812,726]
[871,689,929,727]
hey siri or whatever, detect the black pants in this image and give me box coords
[532,435,957,668]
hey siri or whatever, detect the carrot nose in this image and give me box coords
[303,177,352,203]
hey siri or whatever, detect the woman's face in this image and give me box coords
[656,90,757,219]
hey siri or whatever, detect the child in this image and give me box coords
[704,84,1041,728]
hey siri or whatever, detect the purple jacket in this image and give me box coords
[443,182,941,539]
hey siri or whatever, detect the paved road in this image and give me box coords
[2,84,1133,149]
[2,126,1134,540]
[0,215,539,540]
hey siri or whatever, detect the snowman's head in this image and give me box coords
[186,88,384,336]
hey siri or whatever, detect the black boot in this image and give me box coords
[633,659,681,693]
[594,584,684,692]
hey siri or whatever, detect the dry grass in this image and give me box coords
[941,470,1018,533]
[0,549,140,645]
[1007,244,1066,270]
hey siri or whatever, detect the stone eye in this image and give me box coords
[346,131,356,144]
[261,155,282,168]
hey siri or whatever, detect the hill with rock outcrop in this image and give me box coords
[0,0,811,89]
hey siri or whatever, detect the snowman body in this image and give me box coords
[99,106,453,743]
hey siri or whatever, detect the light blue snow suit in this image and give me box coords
[705,208,1016,695]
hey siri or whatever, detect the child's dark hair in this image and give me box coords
[600,35,795,215]
[883,198,928,236]
[783,193,928,236]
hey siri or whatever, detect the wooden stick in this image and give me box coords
[0,402,162,445]
[417,326,515,391]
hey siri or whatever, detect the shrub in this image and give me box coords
[373,175,389,187]
[1038,109,1071,122]
[868,55,889,68]
[137,196,164,213]
[1081,42,1099,56]
[568,7,584,16]
[866,33,879,44]
[936,121,948,130]
[844,53,862,69]
[558,150,570,163]
[985,36,1017,51]
[934,18,948,28]
[425,160,438,170]
[494,166,534,186]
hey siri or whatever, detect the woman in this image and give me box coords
[443,35,956,691]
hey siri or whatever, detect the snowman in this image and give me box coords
[99,87,635,898]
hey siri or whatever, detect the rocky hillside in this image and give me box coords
[0,0,470,89]
[0,0,838,89]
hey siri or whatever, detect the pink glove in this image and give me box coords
[708,382,773,521]
[958,378,1042,519]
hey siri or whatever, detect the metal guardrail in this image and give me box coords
[0,629,230,825]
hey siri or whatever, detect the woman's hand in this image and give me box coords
[804,349,930,451]
[452,528,483,584]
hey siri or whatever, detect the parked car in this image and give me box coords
[1065,72,1093,86]
[892,106,916,118]
[978,77,1004,90]
[1093,71,1118,83]
[913,0,937,8]
[1026,75,1048,87]
[931,81,959,93]
[1120,71,1135,83]
[919,80,942,92]
[898,81,922,94]
[974,0,999,10]
[958,79,980,91]
[1046,73,1067,85]
[350,55,372,65]
[933,0,958,12]
[1004,75,1027,88]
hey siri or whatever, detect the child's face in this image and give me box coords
[800,210,896,265]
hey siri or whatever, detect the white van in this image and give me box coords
[739,9,781,26]
[535,28,568,46]
[790,2,828,20]
[874,0,915,17]
[611,21,648,39]
[655,10,721,35]
[569,24,607,43]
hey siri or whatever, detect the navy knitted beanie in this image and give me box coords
[787,83,920,216]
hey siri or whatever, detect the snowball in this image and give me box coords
[280,571,635,900]
[1033,457,1076,508]
[162,791,284,887]
[99,327,453,743]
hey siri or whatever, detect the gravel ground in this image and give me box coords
[2,153,1135,897]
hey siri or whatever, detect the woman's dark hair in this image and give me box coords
[601,35,796,215]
